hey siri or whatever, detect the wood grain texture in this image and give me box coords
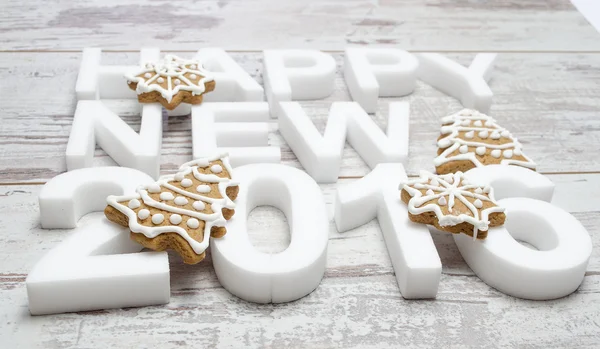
[1,51,600,182]
[1,1,600,347]
[1,176,599,348]
[1,0,599,51]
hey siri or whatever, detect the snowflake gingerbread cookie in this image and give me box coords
[400,171,506,240]
[104,154,238,264]
[434,109,536,174]
[125,54,215,110]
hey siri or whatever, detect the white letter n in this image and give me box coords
[66,101,163,179]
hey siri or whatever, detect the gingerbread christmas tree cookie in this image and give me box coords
[104,154,238,264]
[434,109,536,174]
[125,54,215,110]
[400,171,505,240]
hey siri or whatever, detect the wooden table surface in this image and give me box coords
[2,0,600,348]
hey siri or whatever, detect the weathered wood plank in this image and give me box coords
[0,176,599,348]
[1,51,600,182]
[2,274,600,348]
[1,0,599,51]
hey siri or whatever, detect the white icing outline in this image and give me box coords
[106,154,237,255]
[402,171,505,240]
[125,55,214,103]
[434,109,536,170]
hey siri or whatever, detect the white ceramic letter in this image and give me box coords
[28,167,169,315]
[344,48,418,113]
[263,49,336,117]
[278,101,409,183]
[192,102,281,167]
[334,164,442,299]
[211,164,329,303]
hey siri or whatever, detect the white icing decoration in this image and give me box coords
[190,74,197,79]
[474,199,483,208]
[192,201,206,211]
[196,184,211,193]
[430,178,439,186]
[148,184,161,193]
[426,189,434,196]
[193,201,206,211]
[403,171,504,240]
[170,214,182,225]
[435,109,536,170]
[160,192,174,201]
[174,173,184,181]
[461,120,470,126]
[105,153,238,256]
[174,196,188,206]
[490,131,501,140]
[128,199,140,209]
[181,178,193,187]
[211,164,223,174]
[514,148,522,156]
[152,214,164,225]
[138,209,150,220]
[503,150,513,158]
[438,138,452,148]
[144,73,151,78]
[473,120,483,127]
[459,145,469,154]
[187,218,200,229]
[124,55,214,103]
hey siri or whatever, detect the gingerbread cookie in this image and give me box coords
[105,154,238,264]
[434,109,536,174]
[400,171,505,240]
[125,54,215,110]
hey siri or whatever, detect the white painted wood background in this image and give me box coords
[1,0,600,348]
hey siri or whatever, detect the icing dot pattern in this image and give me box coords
[106,155,238,256]
[196,184,211,193]
[160,192,174,201]
[152,214,164,225]
[174,196,188,206]
[181,179,193,187]
[170,214,182,225]
[434,109,536,171]
[187,218,200,229]
[128,199,141,209]
[193,201,206,211]
[138,209,150,220]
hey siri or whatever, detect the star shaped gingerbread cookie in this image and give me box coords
[400,171,506,240]
[125,54,215,110]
